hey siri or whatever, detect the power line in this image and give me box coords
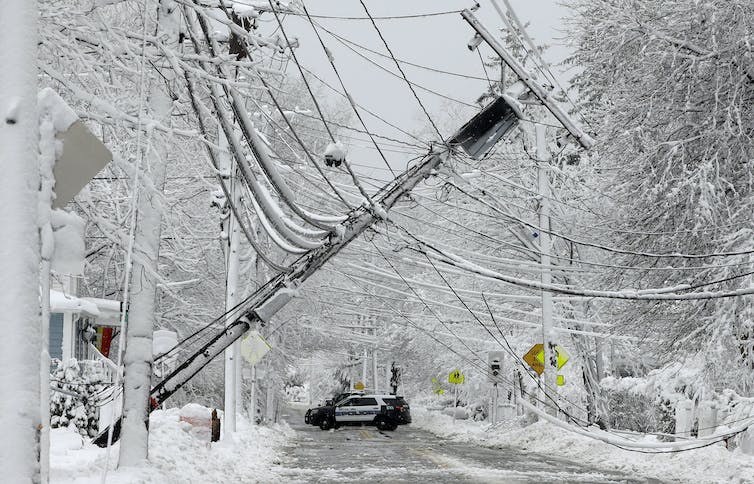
[298,1,397,177]
[316,23,481,109]
[268,0,377,207]
[291,10,464,21]
[359,0,463,138]
[315,22,491,82]
[297,64,429,147]
[226,1,464,20]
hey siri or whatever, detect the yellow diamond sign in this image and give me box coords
[535,345,570,369]
[448,369,465,384]
[354,381,365,390]
[523,344,570,375]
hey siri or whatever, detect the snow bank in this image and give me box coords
[50,405,294,483]
[412,406,754,483]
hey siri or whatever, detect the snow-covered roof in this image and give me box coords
[50,289,100,315]
[81,297,123,326]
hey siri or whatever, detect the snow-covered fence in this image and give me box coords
[697,401,718,438]
[674,399,694,438]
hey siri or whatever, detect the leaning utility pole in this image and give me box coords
[94,46,522,443]
[0,1,42,482]
[148,142,454,408]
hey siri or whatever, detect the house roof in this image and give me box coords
[81,297,123,326]
[50,289,100,315]
[50,291,124,327]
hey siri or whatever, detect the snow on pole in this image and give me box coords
[0,1,41,482]
[536,124,558,416]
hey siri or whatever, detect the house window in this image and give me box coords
[49,313,64,361]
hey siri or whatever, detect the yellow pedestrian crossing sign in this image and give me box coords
[448,369,465,384]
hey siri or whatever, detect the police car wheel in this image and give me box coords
[319,417,334,430]
[374,416,390,431]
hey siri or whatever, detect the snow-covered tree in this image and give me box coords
[566,0,754,393]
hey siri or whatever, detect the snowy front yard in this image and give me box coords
[50,406,293,483]
[411,407,754,484]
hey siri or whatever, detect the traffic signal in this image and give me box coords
[488,351,505,383]
[490,357,501,376]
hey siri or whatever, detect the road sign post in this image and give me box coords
[448,369,465,423]
[523,342,570,414]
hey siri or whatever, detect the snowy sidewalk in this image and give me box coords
[50,407,293,483]
[412,407,754,484]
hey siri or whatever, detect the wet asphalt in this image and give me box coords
[273,406,667,484]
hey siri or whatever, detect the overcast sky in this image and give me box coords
[261,1,572,181]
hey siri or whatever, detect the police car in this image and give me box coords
[318,394,411,431]
[305,391,364,426]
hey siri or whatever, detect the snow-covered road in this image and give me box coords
[274,407,662,483]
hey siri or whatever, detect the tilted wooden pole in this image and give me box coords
[460,9,594,150]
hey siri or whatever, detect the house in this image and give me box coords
[49,286,122,364]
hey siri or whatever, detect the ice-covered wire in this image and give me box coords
[186,6,327,250]
[357,0,445,139]
[185,0,352,214]
[183,69,288,271]
[298,1,397,177]
[267,0,378,209]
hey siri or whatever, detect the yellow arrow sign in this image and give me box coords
[535,345,570,369]
[523,344,570,375]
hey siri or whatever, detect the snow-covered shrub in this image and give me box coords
[468,399,488,422]
[604,385,674,434]
[50,358,110,437]
[284,384,307,403]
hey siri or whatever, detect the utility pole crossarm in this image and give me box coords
[461,9,595,150]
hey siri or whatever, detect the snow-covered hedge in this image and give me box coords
[50,358,111,437]
[602,362,754,446]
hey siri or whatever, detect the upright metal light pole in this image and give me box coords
[461,8,595,417]
[221,130,239,435]
[536,124,558,415]
[0,1,41,481]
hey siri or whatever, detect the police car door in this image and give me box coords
[353,397,380,422]
[335,397,357,422]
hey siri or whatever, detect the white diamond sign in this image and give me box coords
[240,331,271,365]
